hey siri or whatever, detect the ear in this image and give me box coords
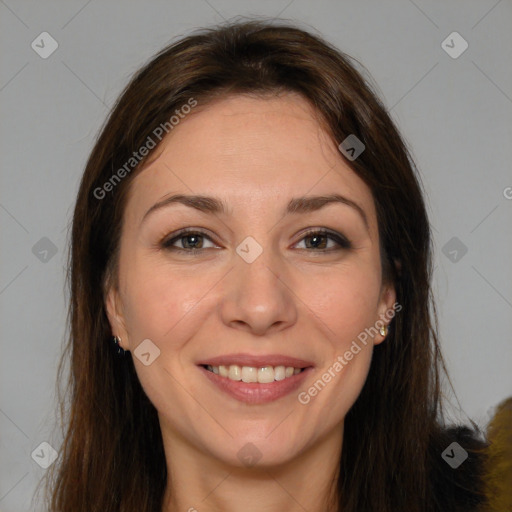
[374,281,397,346]
[105,285,130,350]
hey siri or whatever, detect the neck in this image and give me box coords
[160,424,343,512]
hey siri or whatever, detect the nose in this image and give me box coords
[219,248,298,336]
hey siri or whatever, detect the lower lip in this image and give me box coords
[198,366,314,405]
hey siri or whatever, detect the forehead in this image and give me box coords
[125,93,377,229]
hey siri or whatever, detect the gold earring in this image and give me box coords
[379,325,388,337]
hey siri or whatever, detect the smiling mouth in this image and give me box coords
[201,364,306,384]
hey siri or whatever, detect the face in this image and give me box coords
[106,93,396,468]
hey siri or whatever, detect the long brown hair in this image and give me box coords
[40,18,486,511]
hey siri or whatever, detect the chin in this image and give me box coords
[203,429,310,470]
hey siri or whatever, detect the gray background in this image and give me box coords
[1,0,511,510]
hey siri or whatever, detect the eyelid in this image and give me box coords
[160,227,218,249]
[294,228,351,250]
[161,226,352,253]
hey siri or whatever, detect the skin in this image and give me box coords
[106,93,396,512]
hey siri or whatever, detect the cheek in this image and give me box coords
[312,263,382,345]
[118,261,212,405]
[295,264,381,421]
[122,263,205,343]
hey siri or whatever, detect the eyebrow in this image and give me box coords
[141,193,369,230]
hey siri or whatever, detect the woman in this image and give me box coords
[42,19,488,511]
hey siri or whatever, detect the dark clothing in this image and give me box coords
[430,426,489,512]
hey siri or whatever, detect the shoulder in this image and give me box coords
[429,424,488,512]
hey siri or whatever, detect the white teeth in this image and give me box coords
[228,365,242,381]
[274,365,286,381]
[241,366,258,383]
[258,366,275,384]
[205,364,303,383]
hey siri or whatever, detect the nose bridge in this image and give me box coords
[238,241,280,293]
[221,236,297,334]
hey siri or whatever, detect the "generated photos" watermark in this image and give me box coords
[298,301,402,404]
[93,97,197,200]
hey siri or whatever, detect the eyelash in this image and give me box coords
[160,228,352,254]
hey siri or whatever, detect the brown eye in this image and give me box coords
[295,229,352,251]
[161,227,351,255]
[161,229,216,252]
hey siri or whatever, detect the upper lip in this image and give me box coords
[196,353,314,369]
